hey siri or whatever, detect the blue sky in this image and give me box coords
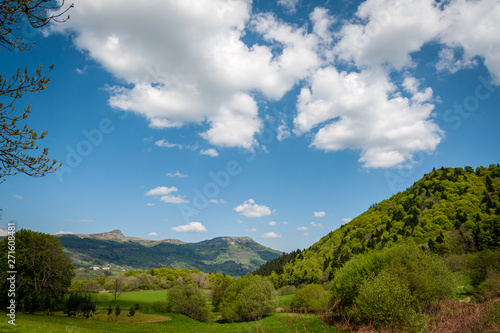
[1,0,499,252]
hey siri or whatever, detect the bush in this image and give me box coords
[277,285,296,296]
[354,271,417,328]
[63,293,97,318]
[290,284,328,313]
[330,243,456,329]
[221,275,278,322]
[166,284,211,322]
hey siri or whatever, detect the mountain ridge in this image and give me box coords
[55,231,281,277]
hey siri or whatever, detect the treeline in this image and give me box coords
[70,267,234,293]
[255,165,500,288]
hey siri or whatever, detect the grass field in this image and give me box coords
[0,290,343,332]
[0,311,341,332]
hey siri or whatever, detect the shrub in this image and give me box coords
[330,243,456,329]
[63,293,97,318]
[353,271,417,328]
[129,305,136,317]
[277,285,296,296]
[291,284,328,313]
[221,275,278,322]
[166,284,211,322]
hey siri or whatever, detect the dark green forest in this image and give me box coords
[255,165,500,287]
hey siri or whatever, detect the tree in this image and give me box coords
[221,275,278,322]
[0,0,73,183]
[165,284,211,322]
[0,229,75,313]
[104,275,127,302]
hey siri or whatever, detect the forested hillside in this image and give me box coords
[256,165,500,287]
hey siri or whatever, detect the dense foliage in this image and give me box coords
[330,244,456,329]
[0,229,74,313]
[71,268,234,294]
[165,284,211,322]
[257,165,500,287]
[221,275,278,322]
[290,284,329,313]
[63,293,97,318]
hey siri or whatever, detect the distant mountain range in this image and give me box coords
[56,230,281,277]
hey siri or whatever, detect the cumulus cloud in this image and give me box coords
[295,67,443,168]
[261,232,282,239]
[146,186,188,204]
[314,211,326,218]
[50,0,321,150]
[145,186,178,196]
[200,148,219,157]
[148,232,158,237]
[48,0,500,169]
[297,226,308,231]
[171,222,207,233]
[342,218,353,223]
[269,221,277,226]
[311,221,323,228]
[146,203,155,207]
[245,228,257,233]
[234,199,272,218]
[161,195,189,204]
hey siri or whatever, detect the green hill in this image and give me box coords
[56,231,281,277]
[255,164,500,287]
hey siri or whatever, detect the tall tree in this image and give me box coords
[0,0,72,183]
[0,229,75,313]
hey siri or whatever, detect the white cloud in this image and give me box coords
[237,219,244,224]
[146,203,155,207]
[0,228,7,236]
[53,231,75,235]
[146,186,188,204]
[311,221,323,228]
[171,222,207,233]
[166,171,188,178]
[245,228,257,233]
[155,139,184,149]
[269,221,277,226]
[297,226,308,231]
[200,148,219,157]
[148,232,158,237]
[234,199,272,218]
[210,199,227,204]
[334,0,443,70]
[303,232,309,236]
[145,186,178,196]
[50,0,322,150]
[295,67,443,168]
[437,0,500,83]
[261,232,282,239]
[277,0,299,13]
[314,211,326,218]
[13,194,23,200]
[160,195,189,204]
[283,221,289,225]
[342,218,352,223]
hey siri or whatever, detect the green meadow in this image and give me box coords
[0,291,342,333]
